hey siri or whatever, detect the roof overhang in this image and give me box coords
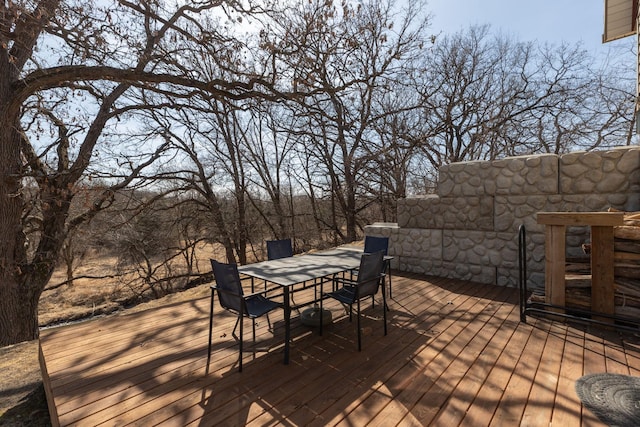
[603,0,638,43]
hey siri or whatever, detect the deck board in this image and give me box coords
[39,273,640,426]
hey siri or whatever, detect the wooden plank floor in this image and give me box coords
[39,272,640,426]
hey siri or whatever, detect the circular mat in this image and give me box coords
[575,373,640,427]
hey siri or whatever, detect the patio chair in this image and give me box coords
[266,238,293,260]
[208,259,282,372]
[319,250,387,351]
[350,235,391,305]
[266,238,309,305]
[364,235,389,256]
[364,235,392,297]
[264,237,295,292]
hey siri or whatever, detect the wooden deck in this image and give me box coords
[39,272,640,426]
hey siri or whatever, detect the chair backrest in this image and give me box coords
[356,250,385,298]
[364,236,389,256]
[266,238,293,260]
[211,259,244,313]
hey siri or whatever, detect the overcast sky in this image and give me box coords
[426,0,635,59]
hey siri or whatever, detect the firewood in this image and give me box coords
[614,266,640,279]
[614,277,640,297]
[615,297,640,309]
[617,278,640,286]
[529,294,545,303]
[614,239,640,254]
[565,258,591,273]
[565,274,592,288]
[614,226,640,241]
[565,291,591,309]
[615,251,640,262]
[610,207,640,219]
[615,305,640,320]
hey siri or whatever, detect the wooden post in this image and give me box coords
[545,224,566,310]
[591,226,615,316]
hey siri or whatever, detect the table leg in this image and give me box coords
[284,287,290,365]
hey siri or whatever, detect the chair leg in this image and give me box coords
[357,298,362,352]
[382,283,388,336]
[383,276,390,311]
[207,289,215,364]
[231,316,241,340]
[266,313,273,333]
[238,315,243,372]
[386,260,393,299]
[252,318,256,344]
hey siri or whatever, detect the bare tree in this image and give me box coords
[0,0,286,346]
[242,101,298,241]
[155,100,252,265]
[405,26,635,171]
[263,0,430,242]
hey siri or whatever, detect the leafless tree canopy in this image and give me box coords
[0,0,635,346]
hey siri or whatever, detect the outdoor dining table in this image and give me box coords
[237,247,391,365]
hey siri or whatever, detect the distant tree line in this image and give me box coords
[0,0,635,346]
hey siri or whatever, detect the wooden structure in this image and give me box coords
[537,212,624,318]
[39,273,640,426]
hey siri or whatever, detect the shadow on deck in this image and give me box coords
[39,272,640,426]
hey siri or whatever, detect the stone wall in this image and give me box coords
[365,146,640,288]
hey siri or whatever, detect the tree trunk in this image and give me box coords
[0,91,41,345]
[344,167,358,243]
[0,281,40,346]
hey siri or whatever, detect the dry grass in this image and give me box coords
[38,243,221,327]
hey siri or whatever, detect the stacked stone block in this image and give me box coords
[365,146,640,288]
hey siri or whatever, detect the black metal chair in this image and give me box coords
[266,238,293,260]
[208,259,282,372]
[319,251,387,351]
[364,235,389,256]
[264,238,295,292]
[364,235,392,297]
[266,238,311,305]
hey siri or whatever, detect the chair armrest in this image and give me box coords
[212,285,284,303]
[244,287,283,299]
[333,276,358,287]
[335,273,385,288]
